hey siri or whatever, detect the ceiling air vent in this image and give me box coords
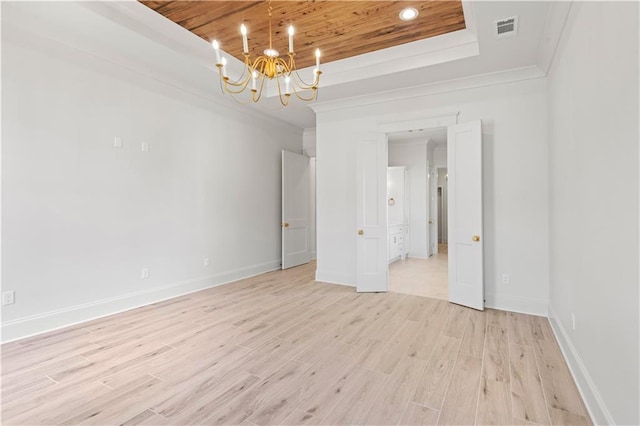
[495,16,518,38]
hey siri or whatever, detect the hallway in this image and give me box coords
[389,244,448,300]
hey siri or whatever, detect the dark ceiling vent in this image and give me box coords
[495,16,518,38]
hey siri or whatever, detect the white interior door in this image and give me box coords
[447,121,484,310]
[356,136,388,292]
[282,150,311,269]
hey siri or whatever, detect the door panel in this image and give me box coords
[356,136,388,292]
[447,121,483,310]
[282,151,311,269]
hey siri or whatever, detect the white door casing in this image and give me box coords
[282,150,311,269]
[447,120,484,310]
[356,136,388,292]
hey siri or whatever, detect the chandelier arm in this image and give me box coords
[219,57,252,89]
[251,56,267,74]
[290,67,320,89]
[275,57,292,76]
[252,72,267,102]
[285,54,319,88]
[223,82,263,105]
[221,74,251,94]
[291,85,318,102]
[272,71,290,106]
[211,0,321,106]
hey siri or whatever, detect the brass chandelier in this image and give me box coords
[211,1,322,106]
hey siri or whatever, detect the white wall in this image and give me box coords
[433,146,447,168]
[316,78,549,315]
[546,2,639,424]
[388,142,428,258]
[1,24,302,341]
[303,129,317,259]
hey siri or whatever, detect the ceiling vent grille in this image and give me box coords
[495,16,518,38]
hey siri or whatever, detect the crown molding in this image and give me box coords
[311,65,545,114]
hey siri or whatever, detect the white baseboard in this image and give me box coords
[548,306,615,425]
[485,292,548,316]
[315,270,355,287]
[1,260,280,344]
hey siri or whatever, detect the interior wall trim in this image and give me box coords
[311,66,545,114]
[548,306,615,425]
[0,260,281,344]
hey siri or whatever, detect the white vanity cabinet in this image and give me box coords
[388,225,407,263]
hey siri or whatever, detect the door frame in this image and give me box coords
[375,114,459,290]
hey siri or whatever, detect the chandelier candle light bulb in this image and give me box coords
[288,25,295,53]
[220,57,228,78]
[315,48,321,69]
[240,24,249,54]
[212,39,221,64]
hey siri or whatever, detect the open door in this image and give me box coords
[356,136,388,292]
[447,121,484,310]
[282,150,311,269]
[429,165,437,256]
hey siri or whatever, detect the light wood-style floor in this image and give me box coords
[1,262,591,425]
[389,244,448,300]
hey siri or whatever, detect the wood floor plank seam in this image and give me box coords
[45,374,59,384]
[432,334,460,425]
[472,308,489,426]
[531,342,554,426]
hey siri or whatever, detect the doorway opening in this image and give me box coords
[386,128,449,300]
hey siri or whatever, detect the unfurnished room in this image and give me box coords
[1,1,639,425]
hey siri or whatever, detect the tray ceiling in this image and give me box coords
[140,1,466,69]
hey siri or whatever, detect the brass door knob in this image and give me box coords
[472,235,480,242]
[282,222,290,228]
[358,229,364,235]
[428,220,433,224]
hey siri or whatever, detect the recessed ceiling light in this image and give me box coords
[399,7,419,21]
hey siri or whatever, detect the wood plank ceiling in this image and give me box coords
[141,1,466,69]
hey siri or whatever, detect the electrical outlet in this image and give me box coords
[502,274,510,284]
[141,268,150,279]
[141,142,150,152]
[114,136,123,148]
[2,291,15,305]
[204,258,210,267]
[571,313,576,331]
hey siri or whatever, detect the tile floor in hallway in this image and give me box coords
[389,243,449,300]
